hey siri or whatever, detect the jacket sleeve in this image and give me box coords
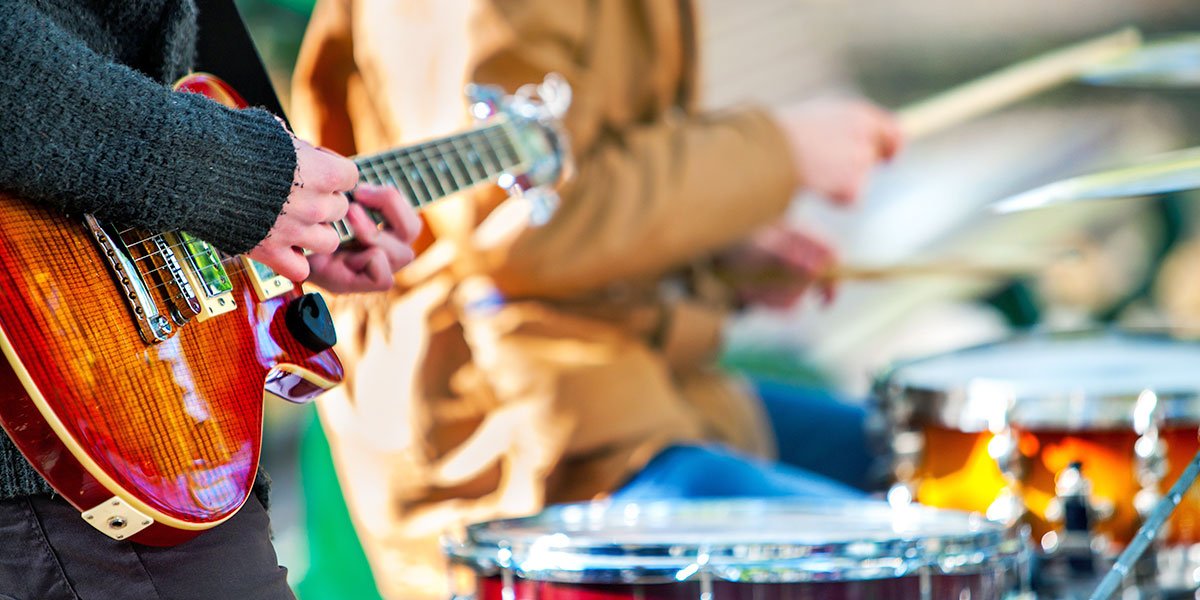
[0,3,296,255]
[289,0,360,158]
[469,0,798,298]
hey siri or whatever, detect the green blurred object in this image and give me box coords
[719,347,833,390]
[295,408,383,600]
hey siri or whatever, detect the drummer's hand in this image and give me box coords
[719,224,839,309]
[306,184,423,293]
[772,98,902,206]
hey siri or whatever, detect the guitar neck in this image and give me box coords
[329,119,529,244]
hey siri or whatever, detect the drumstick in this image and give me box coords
[715,260,1043,287]
[898,27,1142,139]
[1088,447,1200,600]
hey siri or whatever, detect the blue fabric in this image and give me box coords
[614,379,875,501]
[752,379,875,491]
[614,445,863,500]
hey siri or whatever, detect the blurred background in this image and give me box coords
[235,0,1200,593]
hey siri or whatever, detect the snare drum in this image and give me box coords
[878,332,1200,559]
[447,499,1029,600]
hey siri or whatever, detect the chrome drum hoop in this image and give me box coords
[445,499,1029,586]
[876,330,1200,432]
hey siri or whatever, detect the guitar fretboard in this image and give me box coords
[330,120,526,243]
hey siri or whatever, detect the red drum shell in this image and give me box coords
[477,572,1006,600]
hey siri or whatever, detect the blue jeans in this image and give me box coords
[615,379,874,500]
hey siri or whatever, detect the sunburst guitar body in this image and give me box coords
[0,74,343,546]
[0,69,571,546]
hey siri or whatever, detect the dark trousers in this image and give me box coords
[0,494,294,600]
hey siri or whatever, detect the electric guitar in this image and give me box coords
[0,73,569,545]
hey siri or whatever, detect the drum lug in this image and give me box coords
[1042,461,1122,583]
[987,488,1026,524]
[877,378,927,498]
[986,426,1030,527]
[1133,390,1168,520]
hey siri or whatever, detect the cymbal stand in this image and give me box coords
[1089,445,1200,600]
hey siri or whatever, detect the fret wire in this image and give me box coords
[434,139,472,192]
[405,153,439,203]
[371,153,406,191]
[466,128,503,176]
[355,157,396,200]
[364,122,513,182]
[448,133,487,184]
[474,126,516,173]
[496,122,525,169]
[427,125,492,176]
[453,127,494,179]
[392,155,435,206]
[393,165,427,208]
[487,129,512,169]
[414,142,452,187]
[393,142,472,194]
[369,155,431,207]
[344,119,529,217]
[480,126,512,172]
[356,121,504,168]
[331,218,352,240]
[360,158,389,187]
[415,144,453,198]
[488,124,524,170]
[360,155,393,188]
[383,149,435,201]
[365,154,422,207]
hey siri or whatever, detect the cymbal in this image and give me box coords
[1080,34,1200,88]
[992,145,1200,213]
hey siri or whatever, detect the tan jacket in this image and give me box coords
[291,1,797,597]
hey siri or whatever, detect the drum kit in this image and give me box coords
[880,332,1200,598]
[442,31,1200,600]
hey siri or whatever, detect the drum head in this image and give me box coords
[447,499,1025,584]
[881,331,1200,430]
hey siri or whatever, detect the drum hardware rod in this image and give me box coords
[1087,445,1200,600]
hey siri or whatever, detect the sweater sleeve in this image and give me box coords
[0,2,297,255]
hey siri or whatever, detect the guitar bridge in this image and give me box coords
[86,216,176,343]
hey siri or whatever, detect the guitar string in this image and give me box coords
[115,126,521,251]
[357,126,521,203]
[111,126,525,299]
[111,122,520,243]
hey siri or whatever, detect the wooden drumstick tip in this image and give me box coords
[897,27,1143,140]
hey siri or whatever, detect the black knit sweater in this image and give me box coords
[0,0,295,502]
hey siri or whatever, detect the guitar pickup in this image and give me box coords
[168,232,237,321]
[242,257,294,301]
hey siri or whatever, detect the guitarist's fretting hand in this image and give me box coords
[307,184,423,293]
[247,137,360,282]
[248,137,421,292]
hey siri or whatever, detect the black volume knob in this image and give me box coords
[285,292,338,352]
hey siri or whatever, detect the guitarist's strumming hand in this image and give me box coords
[248,137,359,282]
[306,184,422,293]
